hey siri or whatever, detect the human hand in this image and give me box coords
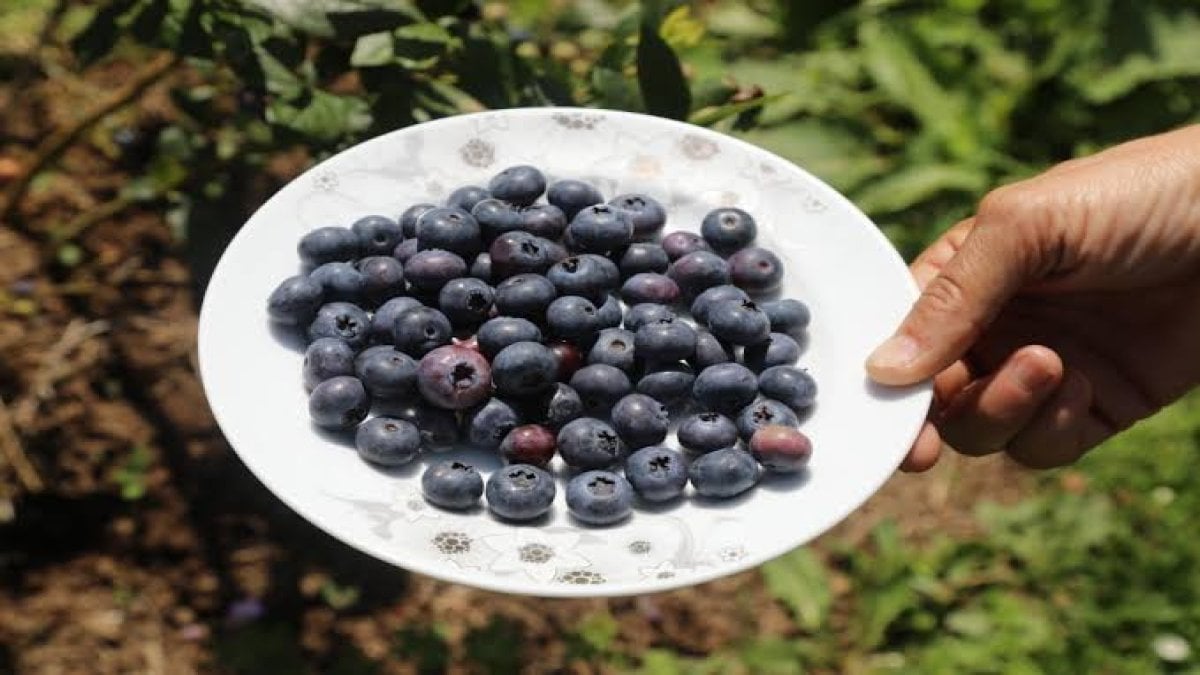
[867,124,1200,471]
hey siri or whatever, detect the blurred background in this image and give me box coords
[1,0,1199,672]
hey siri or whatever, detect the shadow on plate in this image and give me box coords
[270,320,309,352]
[758,467,811,493]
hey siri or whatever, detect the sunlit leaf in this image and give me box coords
[761,548,832,631]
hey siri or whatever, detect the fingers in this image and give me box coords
[910,218,975,289]
[936,346,1064,456]
[900,422,942,472]
[1006,370,1110,469]
[868,202,1045,387]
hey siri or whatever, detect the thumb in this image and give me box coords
[867,216,1040,386]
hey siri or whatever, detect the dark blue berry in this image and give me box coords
[310,262,365,303]
[557,417,626,470]
[422,461,484,509]
[492,341,558,396]
[355,417,421,466]
[668,251,730,299]
[309,376,370,429]
[370,297,423,343]
[596,294,623,329]
[609,193,667,240]
[618,243,670,278]
[308,302,372,349]
[476,316,543,359]
[352,215,403,256]
[390,403,459,448]
[625,446,688,502]
[485,464,556,521]
[635,320,696,362]
[588,328,637,373]
[299,226,358,267]
[758,366,818,411]
[356,256,406,304]
[472,199,523,241]
[728,247,784,294]
[688,447,760,498]
[393,238,419,264]
[546,296,599,341]
[469,253,493,282]
[567,205,633,253]
[466,397,524,451]
[404,249,468,293]
[392,306,452,357]
[636,363,695,405]
[446,185,490,212]
[623,303,676,332]
[416,207,482,257]
[399,203,437,238]
[692,362,758,413]
[493,273,557,320]
[569,364,631,413]
[690,285,750,326]
[547,179,603,220]
[706,299,770,346]
[743,333,801,372]
[489,165,546,207]
[489,230,554,279]
[438,277,494,328]
[567,470,633,525]
[268,275,324,326]
[546,255,619,304]
[518,204,567,239]
[677,412,738,454]
[661,231,710,261]
[700,207,757,254]
[533,383,584,429]
[304,338,356,391]
[354,345,419,400]
[691,330,733,371]
[736,398,800,440]
[610,393,669,449]
[621,273,680,305]
[761,299,811,336]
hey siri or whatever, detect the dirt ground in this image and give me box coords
[0,50,1031,674]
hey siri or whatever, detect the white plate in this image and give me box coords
[198,108,931,598]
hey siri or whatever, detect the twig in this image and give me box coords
[12,319,110,429]
[50,194,133,243]
[0,52,178,224]
[0,396,43,493]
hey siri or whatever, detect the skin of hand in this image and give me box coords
[867,124,1200,471]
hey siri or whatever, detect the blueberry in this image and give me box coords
[618,243,670,278]
[354,345,418,400]
[692,362,758,413]
[472,198,523,242]
[489,230,553,279]
[688,447,760,498]
[298,226,358,267]
[404,249,468,293]
[758,366,818,411]
[416,207,482,257]
[518,204,567,239]
[567,470,633,525]
[706,299,770,346]
[399,203,437,238]
[489,165,546,207]
[308,302,372,349]
[268,275,323,326]
[588,328,638,373]
[691,330,733,371]
[546,255,619,304]
[476,317,543,358]
[661,231,711,261]
[548,340,584,381]
[625,446,688,502]
[611,393,669,449]
[446,185,490,213]
[761,298,811,336]
[623,303,676,332]
[355,417,421,466]
[303,338,356,391]
[677,412,738,454]
[422,461,485,509]
[492,341,558,396]
[438,277,494,328]
[700,207,757,254]
[556,418,626,470]
[393,238,420,264]
[352,215,403,256]
[596,294,624,329]
[356,256,406,304]
[309,262,365,303]
[499,424,557,467]
[546,296,599,341]
[547,179,603,220]
[417,345,492,410]
[485,464,556,521]
[309,376,370,429]
[567,205,633,253]
[370,297,423,343]
[689,285,750,326]
[390,403,459,448]
[469,253,493,282]
[493,273,557,320]
[736,398,800,440]
[620,273,681,305]
[569,364,632,413]
[532,383,584,429]
[743,333,801,372]
[465,397,523,451]
[609,193,667,240]
[668,251,730,299]
[635,320,696,362]
[728,247,784,294]
[636,363,695,405]
[392,306,452,357]
[749,426,812,473]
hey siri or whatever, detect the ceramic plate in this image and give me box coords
[198,108,931,598]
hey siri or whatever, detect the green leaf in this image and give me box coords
[267,90,372,143]
[761,548,831,631]
[688,94,783,128]
[737,121,888,193]
[351,31,394,67]
[704,3,777,40]
[853,164,988,215]
[636,23,691,120]
[575,611,619,653]
[1068,4,1200,103]
[593,66,643,111]
[71,0,140,64]
[858,582,919,649]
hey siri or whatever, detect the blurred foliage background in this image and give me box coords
[1,0,1199,672]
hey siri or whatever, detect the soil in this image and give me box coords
[0,46,1031,674]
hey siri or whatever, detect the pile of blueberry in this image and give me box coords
[267,165,816,526]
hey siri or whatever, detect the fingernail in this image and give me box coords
[867,334,920,372]
[1012,355,1056,392]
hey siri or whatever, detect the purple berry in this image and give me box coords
[489,230,554,279]
[728,247,784,294]
[668,251,730,299]
[620,273,681,305]
[417,345,493,410]
[404,249,468,293]
[500,424,557,467]
[749,425,812,473]
[661,231,710,261]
